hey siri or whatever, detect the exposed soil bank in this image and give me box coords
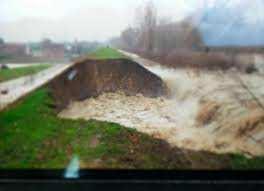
[49,59,168,111]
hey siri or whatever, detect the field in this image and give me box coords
[0,64,51,83]
[0,47,263,169]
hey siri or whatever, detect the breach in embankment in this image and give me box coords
[57,55,264,158]
[48,58,169,111]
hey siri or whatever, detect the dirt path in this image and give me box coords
[60,52,264,156]
[0,63,73,111]
[1,63,50,69]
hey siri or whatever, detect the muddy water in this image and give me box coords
[255,54,264,73]
[60,63,264,156]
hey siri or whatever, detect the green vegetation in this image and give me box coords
[0,55,7,61]
[0,64,50,83]
[0,88,193,169]
[0,53,11,61]
[231,154,264,170]
[88,47,127,60]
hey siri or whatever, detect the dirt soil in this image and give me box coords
[48,58,168,111]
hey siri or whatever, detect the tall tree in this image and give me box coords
[138,1,157,52]
[0,37,4,45]
[121,27,139,50]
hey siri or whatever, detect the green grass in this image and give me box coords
[88,47,127,60]
[231,154,264,170]
[0,64,50,83]
[0,88,198,169]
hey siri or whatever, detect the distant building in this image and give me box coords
[0,43,26,56]
[27,40,65,60]
[41,40,65,59]
[26,44,42,57]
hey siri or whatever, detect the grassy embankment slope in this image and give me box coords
[1,88,188,169]
[0,48,186,169]
[0,47,263,169]
[0,64,51,83]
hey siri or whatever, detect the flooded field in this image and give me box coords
[60,61,264,156]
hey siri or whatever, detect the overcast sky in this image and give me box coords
[0,0,207,42]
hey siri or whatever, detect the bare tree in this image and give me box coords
[138,1,157,52]
[115,1,203,54]
[180,18,203,49]
[121,27,140,50]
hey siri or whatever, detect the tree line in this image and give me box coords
[111,1,204,55]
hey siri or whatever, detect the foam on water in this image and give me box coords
[59,63,264,155]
